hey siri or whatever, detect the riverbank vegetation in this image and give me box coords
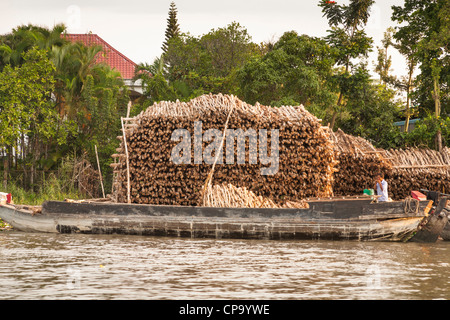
[0,0,449,203]
[0,25,128,202]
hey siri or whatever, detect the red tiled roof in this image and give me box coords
[63,33,137,79]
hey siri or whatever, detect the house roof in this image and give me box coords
[63,33,137,79]
[393,118,421,127]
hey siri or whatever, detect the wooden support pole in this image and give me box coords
[202,96,235,206]
[121,117,131,204]
[394,164,450,169]
[94,145,105,199]
[126,101,131,118]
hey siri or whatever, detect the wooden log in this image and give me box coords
[112,94,336,206]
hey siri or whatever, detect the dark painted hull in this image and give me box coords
[440,221,450,241]
[1,198,443,242]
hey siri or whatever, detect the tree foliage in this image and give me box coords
[161,1,180,54]
[392,0,450,150]
[1,1,449,196]
[319,0,375,129]
[0,47,62,149]
[0,24,128,192]
[238,31,337,118]
[134,21,260,109]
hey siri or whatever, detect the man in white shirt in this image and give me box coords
[374,173,389,202]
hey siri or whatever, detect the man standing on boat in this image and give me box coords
[374,173,389,202]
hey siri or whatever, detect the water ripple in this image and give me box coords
[0,232,449,299]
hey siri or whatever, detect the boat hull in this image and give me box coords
[440,221,450,241]
[0,200,433,242]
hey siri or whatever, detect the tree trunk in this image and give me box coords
[329,91,344,130]
[330,61,350,131]
[404,66,414,133]
[436,129,442,153]
[433,77,442,152]
[404,92,411,133]
[3,150,8,190]
[329,110,339,131]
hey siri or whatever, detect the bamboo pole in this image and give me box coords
[126,101,131,118]
[393,164,450,169]
[202,96,236,206]
[121,117,131,204]
[94,145,105,198]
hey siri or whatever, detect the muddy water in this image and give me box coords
[0,231,448,300]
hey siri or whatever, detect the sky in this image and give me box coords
[1,0,409,78]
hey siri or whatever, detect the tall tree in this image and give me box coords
[389,23,419,133]
[339,62,403,149]
[164,22,260,95]
[50,41,104,119]
[392,0,450,151]
[161,1,180,54]
[200,22,256,78]
[319,0,375,129]
[374,27,394,85]
[0,24,129,192]
[0,47,68,188]
[238,31,337,113]
[0,24,66,70]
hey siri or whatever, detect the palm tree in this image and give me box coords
[0,24,67,69]
[51,41,103,119]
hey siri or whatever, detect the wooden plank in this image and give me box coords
[394,164,450,169]
[356,213,425,220]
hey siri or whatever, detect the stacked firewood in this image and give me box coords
[204,183,309,209]
[72,157,102,198]
[331,129,391,196]
[331,130,450,200]
[385,147,450,199]
[111,94,336,206]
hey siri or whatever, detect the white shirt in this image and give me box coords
[376,180,388,202]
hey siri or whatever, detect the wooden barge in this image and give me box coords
[0,196,448,242]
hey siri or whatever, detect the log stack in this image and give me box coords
[331,129,391,196]
[331,129,450,200]
[385,147,450,200]
[111,94,336,206]
[204,183,309,209]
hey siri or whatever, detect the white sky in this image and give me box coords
[1,0,409,78]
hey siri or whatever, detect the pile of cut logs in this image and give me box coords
[111,94,450,205]
[385,147,450,199]
[111,94,335,206]
[331,129,391,196]
[204,183,309,209]
[331,129,450,200]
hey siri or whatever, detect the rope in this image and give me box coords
[202,96,236,206]
[404,196,419,215]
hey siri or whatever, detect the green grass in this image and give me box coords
[0,219,12,230]
[0,178,82,230]
[4,174,83,206]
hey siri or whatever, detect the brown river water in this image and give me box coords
[0,231,449,300]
